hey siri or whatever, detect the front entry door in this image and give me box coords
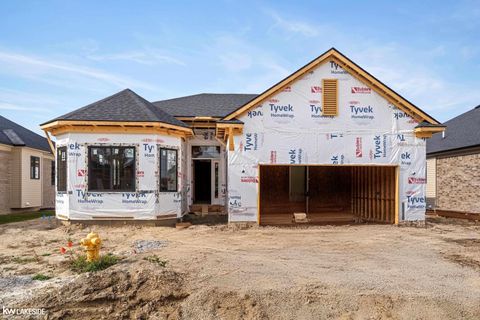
[194,160,211,204]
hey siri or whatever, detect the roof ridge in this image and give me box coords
[152,92,258,104]
[124,89,162,121]
[46,89,133,123]
[127,90,188,127]
[443,105,480,125]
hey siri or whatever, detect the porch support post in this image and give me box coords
[228,127,234,151]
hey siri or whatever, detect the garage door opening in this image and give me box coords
[259,165,397,226]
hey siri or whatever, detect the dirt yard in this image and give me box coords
[0,216,479,319]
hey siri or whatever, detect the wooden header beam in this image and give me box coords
[41,120,193,134]
[414,126,445,139]
[42,120,193,138]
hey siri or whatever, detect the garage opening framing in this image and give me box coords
[258,164,399,226]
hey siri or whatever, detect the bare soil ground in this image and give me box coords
[0,216,479,319]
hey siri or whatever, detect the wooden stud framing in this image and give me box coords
[259,164,398,225]
[395,166,399,224]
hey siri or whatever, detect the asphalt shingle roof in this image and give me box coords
[152,93,258,117]
[0,115,51,152]
[43,89,189,128]
[427,105,480,155]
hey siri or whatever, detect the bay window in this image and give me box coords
[88,146,135,191]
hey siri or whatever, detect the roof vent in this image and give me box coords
[442,130,446,139]
[2,129,25,146]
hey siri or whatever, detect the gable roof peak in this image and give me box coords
[223,47,440,125]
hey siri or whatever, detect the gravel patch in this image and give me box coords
[133,240,168,253]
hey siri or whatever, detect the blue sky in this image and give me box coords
[0,0,479,134]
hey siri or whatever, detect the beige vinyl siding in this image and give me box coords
[2,145,54,212]
[426,158,436,198]
[21,148,45,208]
[9,147,22,208]
[0,146,12,214]
[41,156,55,208]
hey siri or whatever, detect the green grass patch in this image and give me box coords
[32,273,52,281]
[0,210,55,225]
[70,253,120,273]
[143,255,167,267]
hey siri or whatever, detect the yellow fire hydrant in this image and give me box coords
[80,231,102,262]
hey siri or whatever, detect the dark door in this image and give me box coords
[194,160,211,203]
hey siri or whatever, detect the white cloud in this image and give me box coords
[0,102,49,112]
[87,50,186,66]
[0,50,156,90]
[266,10,320,37]
[201,34,291,93]
[348,44,480,119]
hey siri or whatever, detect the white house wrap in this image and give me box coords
[227,61,427,222]
[42,48,444,225]
[55,133,185,220]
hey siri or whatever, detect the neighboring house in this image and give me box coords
[41,48,444,225]
[426,105,480,214]
[0,115,55,214]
